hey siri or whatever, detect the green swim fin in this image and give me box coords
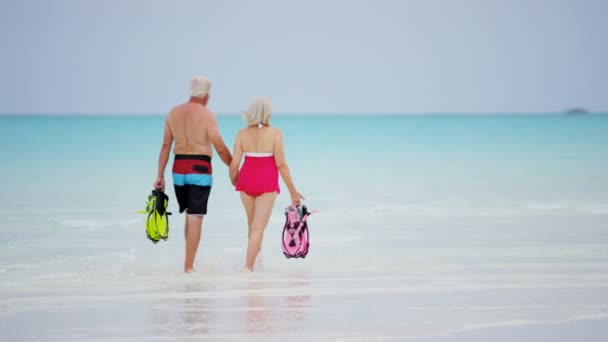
[138,189,172,244]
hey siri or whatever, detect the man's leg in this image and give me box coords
[183,182,211,273]
[184,212,203,273]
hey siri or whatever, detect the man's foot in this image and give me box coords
[184,268,195,273]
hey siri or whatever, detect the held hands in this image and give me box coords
[290,191,305,207]
[230,172,239,187]
[153,177,165,192]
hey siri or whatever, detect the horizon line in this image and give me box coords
[1,111,607,116]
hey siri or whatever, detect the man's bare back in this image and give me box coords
[167,102,215,156]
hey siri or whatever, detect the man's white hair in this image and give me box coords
[189,76,211,98]
[243,96,272,126]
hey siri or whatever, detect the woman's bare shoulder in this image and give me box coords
[271,126,283,136]
[236,127,249,137]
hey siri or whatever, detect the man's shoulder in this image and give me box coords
[192,105,214,118]
[167,102,187,115]
[170,103,215,117]
[203,107,216,116]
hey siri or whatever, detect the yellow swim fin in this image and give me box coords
[138,189,171,244]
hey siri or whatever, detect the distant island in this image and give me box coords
[566,107,590,115]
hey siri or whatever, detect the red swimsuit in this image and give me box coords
[235,153,281,197]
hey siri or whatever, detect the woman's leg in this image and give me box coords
[246,192,277,270]
[240,192,256,239]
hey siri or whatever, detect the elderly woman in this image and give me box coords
[229,97,304,271]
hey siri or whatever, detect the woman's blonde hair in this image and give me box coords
[243,96,272,126]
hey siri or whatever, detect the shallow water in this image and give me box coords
[1,114,608,340]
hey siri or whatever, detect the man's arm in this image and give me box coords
[207,112,232,167]
[154,118,173,191]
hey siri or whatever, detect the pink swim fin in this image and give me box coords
[282,205,317,258]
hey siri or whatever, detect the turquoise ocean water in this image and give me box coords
[1,114,608,341]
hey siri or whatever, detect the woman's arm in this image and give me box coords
[274,129,304,206]
[229,132,243,186]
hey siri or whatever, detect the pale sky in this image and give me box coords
[1,0,607,114]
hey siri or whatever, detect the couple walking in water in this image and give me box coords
[153,77,304,272]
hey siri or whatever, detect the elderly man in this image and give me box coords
[154,77,232,272]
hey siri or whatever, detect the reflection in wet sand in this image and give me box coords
[246,278,273,334]
[244,272,312,335]
[147,271,313,339]
[179,280,211,337]
[283,274,311,325]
